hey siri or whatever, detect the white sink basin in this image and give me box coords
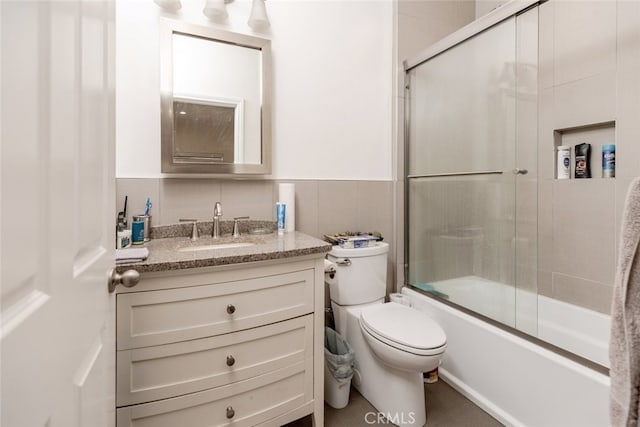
[177,242,256,252]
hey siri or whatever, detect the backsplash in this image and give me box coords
[117,178,397,293]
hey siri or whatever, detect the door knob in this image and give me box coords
[108,268,140,293]
[512,168,528,175]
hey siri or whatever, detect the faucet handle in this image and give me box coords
[179,218,199,241]
[232,216,250,238]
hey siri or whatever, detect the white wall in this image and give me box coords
[116,0,394,180]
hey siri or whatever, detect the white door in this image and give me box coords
[1,0,115,426]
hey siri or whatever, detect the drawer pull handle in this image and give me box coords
[226,406,235,419]
[226,355,235,366]
[226,304,236,314]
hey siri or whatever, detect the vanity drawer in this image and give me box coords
[117,269,314,350]
[117,315,313,406]
[116,360,312,427]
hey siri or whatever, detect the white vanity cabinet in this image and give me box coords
[115,257,325,427]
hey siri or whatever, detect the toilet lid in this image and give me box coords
[360,303,446,354]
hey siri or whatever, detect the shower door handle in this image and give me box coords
[512,168,528,175]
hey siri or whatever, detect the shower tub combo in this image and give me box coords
[403,1,610,425]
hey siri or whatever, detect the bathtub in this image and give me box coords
[417,275,611,367]
[402,287,610,427]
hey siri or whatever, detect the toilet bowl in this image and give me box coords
[326,242,447,426]
[359,302,446,373]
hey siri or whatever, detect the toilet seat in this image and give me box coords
[360,302,447,356]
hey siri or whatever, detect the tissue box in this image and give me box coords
[337,236,376,249]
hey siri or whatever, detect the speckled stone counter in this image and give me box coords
[116,228,332,274]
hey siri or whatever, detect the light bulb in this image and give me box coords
[203,0,228,21]
[248,0,270,30]
[153,0,182,12]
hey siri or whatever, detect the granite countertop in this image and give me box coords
[116,220,332,273]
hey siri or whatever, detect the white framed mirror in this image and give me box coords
[160,19,272,174]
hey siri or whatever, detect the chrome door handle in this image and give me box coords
[107,268,140,293]
[512,168,528,175]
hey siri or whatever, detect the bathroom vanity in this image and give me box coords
[114,230,330,427]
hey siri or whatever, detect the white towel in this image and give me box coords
[610,178,640,426]
[116,247,149,264]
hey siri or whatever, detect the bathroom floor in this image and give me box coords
[284,380,503,426]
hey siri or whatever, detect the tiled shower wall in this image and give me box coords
[537,0,640,315]
[117,178,396,295]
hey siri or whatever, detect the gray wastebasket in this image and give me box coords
[324,327,355,409]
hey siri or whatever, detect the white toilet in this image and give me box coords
[326,242,447,426]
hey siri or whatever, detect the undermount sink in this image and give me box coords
[177,242,256,252]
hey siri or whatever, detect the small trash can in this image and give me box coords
[324,327,355,409]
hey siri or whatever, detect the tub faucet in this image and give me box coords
[212,202,223,238]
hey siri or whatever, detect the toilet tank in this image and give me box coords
[327,242,389,305]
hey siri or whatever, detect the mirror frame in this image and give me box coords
[160,19,272,175]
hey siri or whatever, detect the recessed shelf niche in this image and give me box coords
[553,121,616,180]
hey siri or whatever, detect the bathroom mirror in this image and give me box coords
[160,19,272,174]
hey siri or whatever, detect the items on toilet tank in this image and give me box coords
[602,144,615,178]
[574,143,591,178]
[556,145,570,179]
[278,183,295,232]
[323,231,383,248]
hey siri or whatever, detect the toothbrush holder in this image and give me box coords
[132,214,152,241]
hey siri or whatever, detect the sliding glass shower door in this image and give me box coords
[405,12,538,334]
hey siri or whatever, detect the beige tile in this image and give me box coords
[537,88,554,181]
[395,179,405,283]
[553,71,616,131]
[317,181,359,237]
[356,181,394,244]
[537,270,552,297]
[538,1,554,90]
[159,179,221,225]
[615,63,640,178]
[398,1,474,62]
[537,180,553,272]
[116,178,160,226]
[615,3,640,179]
[552,179,616,285]
[220,180,274,221]
[395,261,405,292]
[552,272,613,315]
[553,0,616,86]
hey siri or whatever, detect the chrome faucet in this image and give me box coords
[212,202,223,238]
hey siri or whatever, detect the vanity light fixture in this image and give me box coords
[248,0,270,30]
[153,0,182,12]
[203,0,230,21]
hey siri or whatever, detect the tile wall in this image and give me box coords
[537,0,640,314]
[116,178,397,296]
